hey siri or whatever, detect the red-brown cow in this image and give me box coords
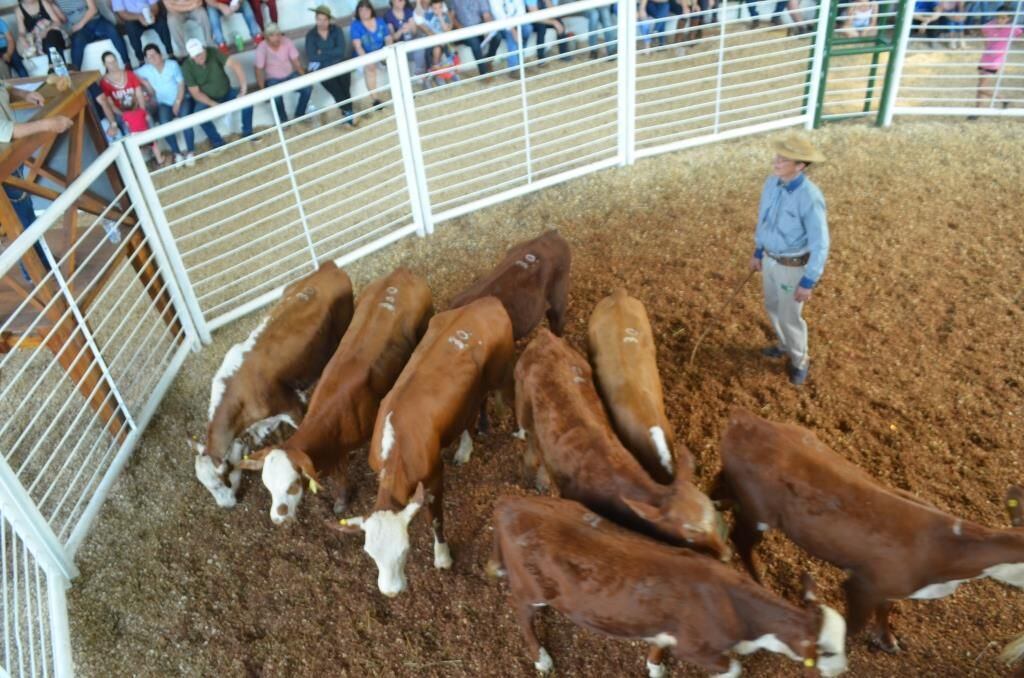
[330,296,515,597]
[449,229,570,339]
[489,495,847,677]
[717,407,1024,652]
[587,288,691,484]
[191,262,353,508]
[515,328,729,560]
[237,269,433,524]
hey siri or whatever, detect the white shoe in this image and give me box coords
[173,153,185,165]
[185,152,196,166]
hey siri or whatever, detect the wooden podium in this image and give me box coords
[1,71,181,440]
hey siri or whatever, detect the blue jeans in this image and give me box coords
[458,35,491,74]
[207,2,261,45]
[191,87,253,147]
[746,0,789,19]
[586,6,617,53]
[497,25,533,68]
[5,181,51,282]
[153,100,195,154]
[266,74,312,122]
[70,16,130,70]
[640,0,673,45]
[123,12,174,61]
[3,50,29,77]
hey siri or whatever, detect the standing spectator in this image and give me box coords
[97,50,167,163]
[255,23,311,123]
[744,0,787,29]
[136,43,195,164]
[450,0,494,74]
[839,0,876,36]
[532,0,574,62]
[164,0,213,58]
[248,0,276,32]
[206,0,263,55]
[972,5,1022,112]
[54,0,130,69]
[182,37,254,147]
[111,0,174,63]
[16,0,69,62]
[350,0,392,107]
[936,0,966,47]
[913,0,942,45]
[385,0,428,76]
[686,0,717,42]
[1,16,29,77]
[305,4,356,125]
[488,0,534,77]
[639,0,673,48]
[581,0,615,59]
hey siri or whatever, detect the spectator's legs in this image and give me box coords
[156,103,182,155]
[8,51,29,77]
[192,7,215,44]
[321,72,353,118]
[207,6,226,46]
[124,20,146,62]
[86,16,131,65]
[70,30,89,69]
[364,63,378,97]
[42,30,67,60]
[238,2,262,38]
[166,11,188,57]
[153,10,175,56]
[180,98,196,151]
[976,68,996,108]
[745,0,761,21]
[248,0,266,30]
[534,23,550,60]
[648,1,672,45]
[411,48,428,76]
[4,183,51,283]
[190,98,226,147]
[461,36,490,74]
[265,77,288,121]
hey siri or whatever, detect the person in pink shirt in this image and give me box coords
[974,5,1022,112]
[254,22,312,122]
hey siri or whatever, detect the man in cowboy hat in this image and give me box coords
[748,131,829,386]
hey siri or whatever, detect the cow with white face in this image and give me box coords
[190,263,354,508]
[329,297,515,597]
[237,269,433,524]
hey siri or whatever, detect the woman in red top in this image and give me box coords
[97,50,166,165]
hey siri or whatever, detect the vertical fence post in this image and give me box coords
[123,141,212,344]
[113,149,200,350]
[270,103,319,269]
[616,0,637,165]
[804,0,833,128]
[878,0,914,126]
[387,48,435,236]
[712,0,728,135]
[0,460,77,583]
[45,564,73,678]
[514,26,535,184]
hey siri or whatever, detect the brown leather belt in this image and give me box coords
[767,252,810,267]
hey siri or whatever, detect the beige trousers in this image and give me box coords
[762,256,809,371]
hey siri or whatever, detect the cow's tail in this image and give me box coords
[1001,632,1024,666]
[485,529,507,579]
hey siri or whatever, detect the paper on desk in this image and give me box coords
[15,81,44,92]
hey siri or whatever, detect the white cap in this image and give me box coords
[186,39,205,58]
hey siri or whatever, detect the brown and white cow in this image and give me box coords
[330,296,515,597]
[191,262,353,508]
[717,407,1024,652]
[237,269,433,524]
[587,288,690,484]
[515,328,729,560]
[449,229,570,340]
[489,495,847,677]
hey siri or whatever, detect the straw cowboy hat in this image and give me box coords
[310,3,333,17]
[771,132,826,164]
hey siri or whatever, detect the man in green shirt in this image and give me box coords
[182,38,254,148]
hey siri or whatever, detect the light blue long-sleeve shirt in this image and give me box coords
[752,173,830,289]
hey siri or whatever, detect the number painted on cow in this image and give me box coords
[380,286,399,312]
[623,327,640,344]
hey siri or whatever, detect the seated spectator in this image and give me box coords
[97,50,166,163]
[385,0,428,76]
[254,23,311,123]
[532,0,573,62]
[247,0,276,32]
[111,0,173,63]
[136,43,195,164]
[164,0,213,58]
[1,16,30,77]
[450,0,494,74]
[422,0,453,68]
[305,4,356,125]
[936,0,966,47]
[206,0,263,55]
[973,4,1022,111]
[182,37,254,147]
[16,0,68,62]
[579,0,614,59]
[54,0,130,69]
[350,0,392,107]
[487,0,534,77]
[840,0,876,37]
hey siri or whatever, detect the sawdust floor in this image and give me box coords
[68,118,1024,677]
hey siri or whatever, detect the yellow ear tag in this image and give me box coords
[309,478,321,494]
[1009,498,1020,508]
[338,518,348,526]
[804,658,815,668]
[242,454,250,461]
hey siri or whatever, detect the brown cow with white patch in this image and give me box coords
[449,229,570,340]
[515,328,729,560]
[191,262,353,508]
[488,495,848,677]
[717,407,1024,652]
[237,269,433,524]
[330,296,515,597]
[587,288,691,484]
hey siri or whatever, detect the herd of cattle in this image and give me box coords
[186,230,1024,677]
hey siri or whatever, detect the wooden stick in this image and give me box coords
[686,269,756,368]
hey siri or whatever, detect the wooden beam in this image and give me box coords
[3,177,137,226]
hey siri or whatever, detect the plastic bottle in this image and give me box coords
[49,47,69,78]
[234,33,245,52]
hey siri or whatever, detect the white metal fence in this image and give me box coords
[1,0,1022,674]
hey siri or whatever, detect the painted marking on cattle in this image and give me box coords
[381,412,396,461]
[582,512,602,528]
[623,327,640,344]
[953,519,963,536]
[570,365,586,384]
[448,329,472,351]
[816,605,848,677]
[514,253,539,270]
[380,286,399,312]
[208,318,269,419]
[649,427,673,476]
[646,660,666,678]
[453,430,473,465]
[644,633,678,649]
[711,659,741,678]
[262,449,303,524]
[534,647,553,673]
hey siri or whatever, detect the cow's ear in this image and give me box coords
[621,496,661,524]
[327,516,365,535]
[1007,485,1023,527]
[187,438,205,455]
[800,572,819,604]
[401,483,426,525]
[236,447,271,471]
[291,450,319,490]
